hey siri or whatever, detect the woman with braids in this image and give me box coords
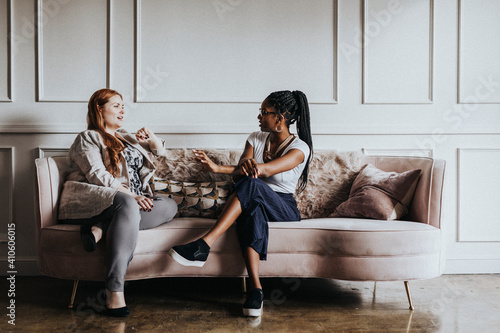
[169,90,313,317]
[58,88,177,317]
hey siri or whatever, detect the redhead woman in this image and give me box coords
[169,90,313,317]
[59,88,177,317]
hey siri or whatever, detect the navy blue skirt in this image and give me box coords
[234,176,301,260]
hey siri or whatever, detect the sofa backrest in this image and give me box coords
[154,150,446,227]
[34,152,445,234]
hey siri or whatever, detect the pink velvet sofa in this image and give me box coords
[34,150,445,310]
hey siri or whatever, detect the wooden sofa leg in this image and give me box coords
[404,281,414,310]
[242,277,247,293]
[68,280,79,309]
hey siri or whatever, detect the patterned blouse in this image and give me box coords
[122,143,144,195]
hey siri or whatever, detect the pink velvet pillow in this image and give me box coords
[331,164,421,220]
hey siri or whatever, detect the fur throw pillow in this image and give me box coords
[294,151,366,219]
[154,149,242,183]
[154,148,366,219]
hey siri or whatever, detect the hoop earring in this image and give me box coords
[275,125,283,133]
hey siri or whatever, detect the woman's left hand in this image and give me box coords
[136,127,162,149]
[240,158,261,178]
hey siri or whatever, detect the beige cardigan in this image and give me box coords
[58,129,165,220]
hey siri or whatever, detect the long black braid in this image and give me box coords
[265,90,313,193]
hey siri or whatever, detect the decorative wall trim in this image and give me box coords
[0,0,12,102]
[362,148,433,158]
[0,124,87,134]
[0,147,14,242]
[444,258,500,274]
[106,0,111,89]
[134,0,338,104]
[36,147,70,158]
[0,257,40,275]
[332,0,339,104]
[1,124,499,135]
[457,148,500,242]
[36,0,110,102]
[457,0,500,104]
[362,0,434,104]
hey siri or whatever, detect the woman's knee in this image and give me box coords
[113,192,141,221]
[160,196,178,222]
[237,176,260,187]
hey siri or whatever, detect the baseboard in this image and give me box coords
[0,257,40,276]
[443,259,500,274]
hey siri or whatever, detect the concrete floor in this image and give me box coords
[1,274,499,332]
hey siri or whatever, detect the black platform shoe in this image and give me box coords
[80,224,96,252]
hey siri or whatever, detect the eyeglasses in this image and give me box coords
[259,108,277,116]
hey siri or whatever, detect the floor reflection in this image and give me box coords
[1,275,498,332]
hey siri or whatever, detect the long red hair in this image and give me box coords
[87,88,125,176]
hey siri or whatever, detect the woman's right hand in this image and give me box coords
[193,149,220,173]
[134,195,154,211]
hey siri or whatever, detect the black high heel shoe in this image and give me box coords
[80,224,96,252]
[103,291,130,317]
[105,306,130,317]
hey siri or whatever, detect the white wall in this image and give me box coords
[1,0,499,275]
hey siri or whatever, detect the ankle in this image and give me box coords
[106,290,126,309]
[201,236,213,248]
[248,281,262,291]
[91,226,103,243]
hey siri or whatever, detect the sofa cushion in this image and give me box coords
[42,218,439,258]
[152,178,232,218]
[332,164,421,220]
[40,217,441,281]
[294,151,366,218]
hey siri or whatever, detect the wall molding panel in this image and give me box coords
[0,257,39,276]
[458,0,500,104]
[36,0,110,102]
[0,0,12,102]
[0,147,14,242]
[457,148,500,242]
[362,0,434,104]
[36,147,70,158]
[135,0,338,104]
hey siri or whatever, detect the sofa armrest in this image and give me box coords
[428,159,446,229]
[34,157,70,232]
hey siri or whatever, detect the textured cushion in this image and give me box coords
[154,149,240,182]
[295,151,366,218]
[152,178,232,218]
[332,164,421,220]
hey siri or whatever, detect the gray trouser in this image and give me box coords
[62,192,177,291]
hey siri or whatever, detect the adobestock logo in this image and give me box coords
[212,0,243,21]
[340,0,404,64]
[10,0,71,55]
[414,74,499,154]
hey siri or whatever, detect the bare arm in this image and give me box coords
[240,148,305,179]
[193,149,238,175]
[193,143,258,183]
[194,141,305,180]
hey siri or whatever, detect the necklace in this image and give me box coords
[263,134,295,163]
